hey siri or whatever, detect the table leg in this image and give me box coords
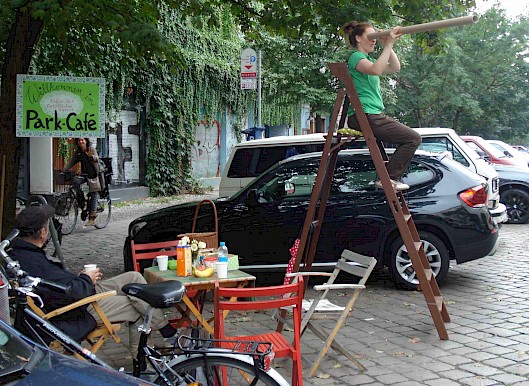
[182,295,214,335]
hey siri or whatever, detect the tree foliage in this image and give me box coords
[1,0,474,236]
[387,7,529,141]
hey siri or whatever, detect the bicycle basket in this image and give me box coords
[54,169,74,185]
[0,273,10,325]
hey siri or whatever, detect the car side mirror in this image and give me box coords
[504,150,512,157]
[246,189,260,207]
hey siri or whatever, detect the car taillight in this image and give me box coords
[459,185,488,208]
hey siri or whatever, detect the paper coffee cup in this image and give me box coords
[216,261,228,279]
[156,255,169,271]
[84,264,97,272]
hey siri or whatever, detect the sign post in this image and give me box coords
[240,48,257,84]
[240,48,263,129]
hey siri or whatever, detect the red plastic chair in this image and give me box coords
[130,240,180,272]
[214,276,304,386]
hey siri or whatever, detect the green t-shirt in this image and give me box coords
[347,51,384,116]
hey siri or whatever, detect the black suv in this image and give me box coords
[124,150,499,289]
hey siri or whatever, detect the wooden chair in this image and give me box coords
[130,239,180,272]
[214,277,304,386]
[27,290,121,358]
[286,249,377,377]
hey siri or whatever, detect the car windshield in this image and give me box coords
[489,142,513,156]
[466,140,506,159]
[0,320,36,379]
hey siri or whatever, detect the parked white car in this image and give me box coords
[220,128,508,225]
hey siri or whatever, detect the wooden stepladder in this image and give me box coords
[286,62,450,340]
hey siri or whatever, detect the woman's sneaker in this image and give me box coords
[374,179,409,191]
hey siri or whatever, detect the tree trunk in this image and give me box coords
[452,106,462,131]
[314,113,324,133]
[0,7,43,238]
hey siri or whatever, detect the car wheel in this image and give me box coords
[388,231,450,290]
[502,188,529,224]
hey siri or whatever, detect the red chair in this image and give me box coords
[214,276,304,386]
[130,240,180,272]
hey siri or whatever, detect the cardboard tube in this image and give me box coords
[367,15,479,39]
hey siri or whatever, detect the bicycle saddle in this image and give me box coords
[122,281,186,308]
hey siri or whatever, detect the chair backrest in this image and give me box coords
[130,240,180,272]
[335,249,377,285]
[214,276,304,337]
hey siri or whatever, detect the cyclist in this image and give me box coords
[10,205,178,353]
[63,137,102,226]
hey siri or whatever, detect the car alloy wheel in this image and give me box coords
[502,188,529,224]
[389,232,449,290]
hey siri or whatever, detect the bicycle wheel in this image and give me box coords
[94,191,111,229]
[154,354,286,386]
[55,194,78,235]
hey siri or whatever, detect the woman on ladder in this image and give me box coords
[63,138,101,226]
[342,21,421,191]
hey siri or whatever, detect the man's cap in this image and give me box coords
[15,205,55,235]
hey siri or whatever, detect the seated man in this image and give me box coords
[10,205,177,353]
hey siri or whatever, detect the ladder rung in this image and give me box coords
[424,268,433,281]
[434,296,445,312]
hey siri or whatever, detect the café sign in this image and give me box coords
[16,75,106,138]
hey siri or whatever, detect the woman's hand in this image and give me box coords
[380,26,402,47]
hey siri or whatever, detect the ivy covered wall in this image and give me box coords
[30,3,303,197]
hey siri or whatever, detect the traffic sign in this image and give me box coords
[240,48,257,79]
[240,79,257,90]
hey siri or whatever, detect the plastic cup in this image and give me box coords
[216,261,228,279]
[84,264,97,272]
[156,255,169,271]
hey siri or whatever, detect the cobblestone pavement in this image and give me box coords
[50,192,529,385]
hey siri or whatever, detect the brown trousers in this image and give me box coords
[348,113,421,181]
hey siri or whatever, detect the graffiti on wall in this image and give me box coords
[107,111,140,185]
[190,120,220,178]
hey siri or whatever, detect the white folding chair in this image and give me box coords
[286,249,376,377]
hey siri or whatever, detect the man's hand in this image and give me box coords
[80,268,103,284]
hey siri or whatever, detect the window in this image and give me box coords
[332,155,434,193]
[253,159,320,201]
[419,137,469,167]
[332,157,378,193]
[227,144,325,179]
[402,161,435,186]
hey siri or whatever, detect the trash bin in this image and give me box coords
[243,127,266,141]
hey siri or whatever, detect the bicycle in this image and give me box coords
[0,230,289,386]
[54,170,112,234]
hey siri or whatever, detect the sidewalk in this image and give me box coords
[53,192,529,385]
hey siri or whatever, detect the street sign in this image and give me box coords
[240,79,257,90]
[240,48,257,79]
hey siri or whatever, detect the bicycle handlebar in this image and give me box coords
[0,229,19,259]
[0,229,71,295]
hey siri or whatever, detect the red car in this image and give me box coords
[461,135,526,168]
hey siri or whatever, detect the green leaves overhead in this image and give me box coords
[389,7,529,140]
